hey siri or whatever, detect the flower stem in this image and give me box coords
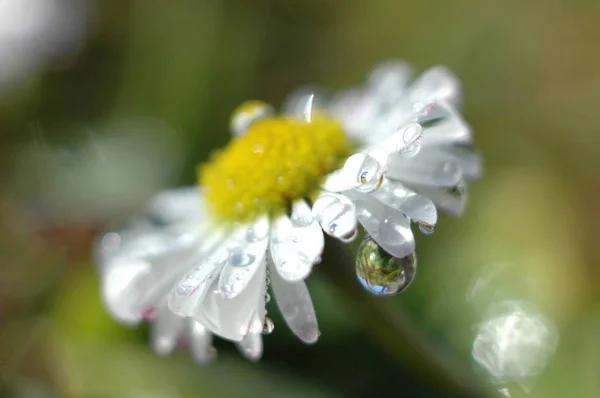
[320,237,492,398]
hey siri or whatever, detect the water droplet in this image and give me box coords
[447,183,465,199]
[400,141,421,158]
[176,281,200,297]
[355,236,416,296]
[339,228,358,243]
[291,211,313,227]
[262,317,275,335]
[227,247,255,267]
[230,100,274,136]
[313,194,357,240]
[282,304,298,318]
[418,222,435,235]
[436,161,461,185]
[245,223,268,242]
[344,153,383,193]
[402,123,423,145]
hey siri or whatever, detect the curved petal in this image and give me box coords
[168,228,228,316]
[150,304,185,356]
[270,200,324,282]
[194,261,267,342]
[236,332,263,362]
[416,103,473,146]
[100,258,151,325]
[405,182,467,216]
[270,262,319,344]
[386,149,463,187]
[189,320,215,364]
[218,216,270,299]
[346,190,415,258]
[312,193,357,242]
[373,180,437,227]
[367,60,414,104]
[407,65,462,109]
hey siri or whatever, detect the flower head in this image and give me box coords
[96,60,482,360]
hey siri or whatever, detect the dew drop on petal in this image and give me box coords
[402,123,423,146]
[355,236,416,296]
[418,222,435,235]
[344,153,383,193]
[227,247,255,267]
[176,281,200,297]
[245,222,269,242]
[290,209,314,228]
[262,317,275,335]
[312,194,357,241]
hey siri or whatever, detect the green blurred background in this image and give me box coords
[1,0,599,397]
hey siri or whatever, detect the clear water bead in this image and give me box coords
[262,317,275,335]
[312,194,357,241]
[355,236,417,296]
[418,222,435,235]
[344,153,383,193]
[227,247,255,267]
[176,281,200,297]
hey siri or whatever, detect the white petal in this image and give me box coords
[321,169,354,193]
[373,181,437,227]
[417,103,472,146]
[218,216,270,299]
[328,88,380,141]
[368,60,414,103]
[100,258,151,324]
[347,191,415,258]
[189,320,215,364]
[168,228,228,316]
[405,182,467,216]
[386,149,463,187]
[151,305,185,356]
[407,66,462,109]
[146,186,204,225]
[312,193,357,242]
[194,261,266,342]
[236,332,263,362]
[270,200,324,282]
[270,262,319,344]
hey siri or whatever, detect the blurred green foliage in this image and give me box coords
[1,0,600,397]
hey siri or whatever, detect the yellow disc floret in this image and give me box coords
[199,102,353,222]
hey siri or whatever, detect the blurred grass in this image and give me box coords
[1,0,600,397]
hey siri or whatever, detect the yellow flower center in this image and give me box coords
[199,102,353,222]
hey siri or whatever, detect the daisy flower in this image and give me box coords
[95,60,481,360]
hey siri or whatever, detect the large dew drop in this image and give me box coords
[355,236,416,296]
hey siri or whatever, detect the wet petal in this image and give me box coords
[194,261,266,342]
[270,262,320,344]
[189,320,215,364]
[367,60,414,103]
[218,216,270,299]
[168,229,228,316]
[407,65,462,109]
[405,182,467,216]
[417,103,473,146]
[151,305,185,356]
[146,186,204,224]
[236,332,263,362]
[270,200,323,282]
[100,258,151,324]
[312,193,357,242]
[373,181,437,227]
[386,150,463,187]
[347,191,415,258]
